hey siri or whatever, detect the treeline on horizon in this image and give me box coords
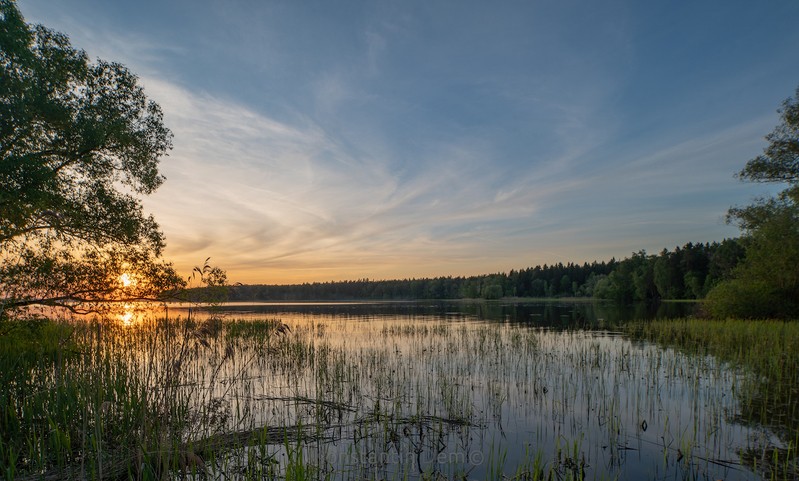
[224,240,744,303]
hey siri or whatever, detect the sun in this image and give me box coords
[119,272,134,287]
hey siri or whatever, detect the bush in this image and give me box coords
[704,278,796,319]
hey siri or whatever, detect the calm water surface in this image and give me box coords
[143,301,776,480]
[182,299,697,327]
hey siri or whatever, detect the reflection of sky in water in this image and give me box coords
[101,302,769,479]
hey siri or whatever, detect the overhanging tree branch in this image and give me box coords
[0,2,183,318]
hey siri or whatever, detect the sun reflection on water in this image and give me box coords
[111,302,169,326]
[119,304,134,325]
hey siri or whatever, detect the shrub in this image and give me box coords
[704,278,796,319]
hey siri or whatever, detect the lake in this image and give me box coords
[110,299,785,480]
[162,298,698,326]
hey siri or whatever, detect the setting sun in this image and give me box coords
[119,273,134,287]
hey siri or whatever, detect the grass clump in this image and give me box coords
[625,317,799,380]
[0,316,264,480]
[626,317,799,479]
[3,310,798,480]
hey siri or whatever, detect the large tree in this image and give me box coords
[0,1,183,317]
[705,86,799,318]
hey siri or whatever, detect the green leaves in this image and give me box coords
[706,84,799,318]
[0,2,182,316]
[739,87,799,185]
[0,6,171,241]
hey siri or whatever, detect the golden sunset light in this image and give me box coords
[2,2,799,479]
[119,272,134,288]
[24,2,795,286]
[119,304,134,325]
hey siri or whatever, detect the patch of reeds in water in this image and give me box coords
[1,313,797,480]
[626,317,799,479]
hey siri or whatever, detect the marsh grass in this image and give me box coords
[0,315,299,480]
[1,311,796,480]
[626,317,799,479]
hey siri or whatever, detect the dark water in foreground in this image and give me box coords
[136,301,776,480]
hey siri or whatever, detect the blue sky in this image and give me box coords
[20,1,799,283]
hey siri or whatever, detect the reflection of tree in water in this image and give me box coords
[629,319,799,480]
[731,369,799,478]
[205,300,697,329]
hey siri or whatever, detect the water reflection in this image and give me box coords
[118,303,134,324]
[99,301,785,480]
[166,299,698,328]
[105,301,169,326]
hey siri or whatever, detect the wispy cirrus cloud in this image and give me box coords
[140,78,573,282]
[20,0,799,283]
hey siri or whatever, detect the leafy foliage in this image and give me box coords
[738,86,799,188]
[0,2,183,317]
[704,278,786,319]
[706,85,799,318]
[184,257,230,310]
[593,241,744,303]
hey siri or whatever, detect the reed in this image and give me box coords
[626,317,799,479]
[1,312,797,480]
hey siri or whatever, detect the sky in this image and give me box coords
[19,1,799,284]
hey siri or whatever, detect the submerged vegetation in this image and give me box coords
[1,308,797,480]
[0,315,301,480]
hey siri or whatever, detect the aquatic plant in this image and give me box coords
[1,310,796,480]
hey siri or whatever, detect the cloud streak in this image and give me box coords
[20,0,799,283]
[138,71,782,282]
[142,74,622,282]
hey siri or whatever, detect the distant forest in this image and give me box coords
[226,240,745,302]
